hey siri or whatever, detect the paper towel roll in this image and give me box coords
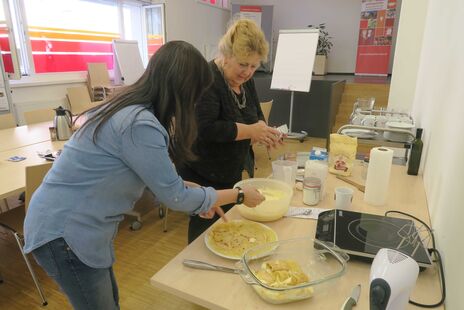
[364,147,394,206]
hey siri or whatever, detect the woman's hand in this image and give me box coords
[250,121,282,149]
[199,186,264,219]
[241,186,265,208]
[199,206,227,222]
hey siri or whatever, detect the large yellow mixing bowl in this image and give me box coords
[234,178,293,222]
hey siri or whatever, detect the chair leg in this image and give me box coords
[3,198,10,211]
[0,271,3,283]
[125,210,143,231]
[163,206,168,233]
[13,232,48,306]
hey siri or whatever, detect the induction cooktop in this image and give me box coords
[315,209,433,268]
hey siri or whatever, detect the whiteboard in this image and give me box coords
[112,40,145,86]
[270,29,319,92]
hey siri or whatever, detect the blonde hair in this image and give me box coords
[218,18,269,62]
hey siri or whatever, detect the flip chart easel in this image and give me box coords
[112,39,145,86]
[270,29,319,139]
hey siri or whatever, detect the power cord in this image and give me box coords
[384,210,445,308]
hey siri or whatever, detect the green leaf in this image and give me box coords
[308,23,333,56]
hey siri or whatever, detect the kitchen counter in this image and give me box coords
[150,165,443,309]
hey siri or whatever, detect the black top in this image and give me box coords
[187,61,264,184]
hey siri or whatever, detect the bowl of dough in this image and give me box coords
[234,178,293,222]
[236,237,347,304]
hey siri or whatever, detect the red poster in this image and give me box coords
[355,0,396,76]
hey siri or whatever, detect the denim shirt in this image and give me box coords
[24,105,217,268]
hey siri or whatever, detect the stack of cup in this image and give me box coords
[334,187,354,209]
[272,160,298,186]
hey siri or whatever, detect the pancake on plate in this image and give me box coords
[205,220,278,259]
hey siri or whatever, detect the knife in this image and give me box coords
[341,284,361,310]
[183,259,239,274]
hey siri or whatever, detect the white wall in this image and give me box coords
[388,0,429,112]
[409,0,464,308]
[233,0,363,73]
[10,73,87,125]
[161,0,230,60]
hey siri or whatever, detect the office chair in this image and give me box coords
[66,86,94,115]
[0,113,18,212]
[24,108,55,125]
[0,113,17,129]
[129,188,169,232]
[0,162,51,306]
[260,100,273,124]
[260,100,274,160]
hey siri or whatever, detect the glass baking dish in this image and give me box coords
[236,237,348,304]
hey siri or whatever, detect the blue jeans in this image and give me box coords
[32,238,119,310]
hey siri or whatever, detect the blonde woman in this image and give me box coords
[178,19,282,243]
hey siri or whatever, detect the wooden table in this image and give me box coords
[0,122,52,152]
[151,165,443,309]
[0,140,64,200]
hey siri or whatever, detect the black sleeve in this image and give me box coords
[196,85,238,143]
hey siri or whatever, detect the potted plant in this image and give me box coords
[308,23,333,75]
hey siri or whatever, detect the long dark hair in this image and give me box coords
[77,41,213,165]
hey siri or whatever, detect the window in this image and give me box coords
[0,0,20,79]
[3,0,166,75]
[144,5,165,60]
[23,0,119,73]
[0,4,13,72]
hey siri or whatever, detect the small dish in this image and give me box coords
[340,128,378,139]
[384,122,414,142]
[384,121,414,129]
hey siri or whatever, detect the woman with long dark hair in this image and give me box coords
[23,41,264,309]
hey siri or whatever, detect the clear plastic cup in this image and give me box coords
[272,160,298,186]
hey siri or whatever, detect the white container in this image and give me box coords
[364,147,393,206]
[334,187,353,209]
[303,177,321,206]
[272,160,298,186]
[304,160,328,201]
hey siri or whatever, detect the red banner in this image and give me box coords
[355,0,396,76]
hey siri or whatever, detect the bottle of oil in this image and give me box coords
[407,128,423,175]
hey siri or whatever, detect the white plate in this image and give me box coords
[204,220,278,260]
[340,128,378,139]
[385,121,414,129]
[383,131,414,143]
